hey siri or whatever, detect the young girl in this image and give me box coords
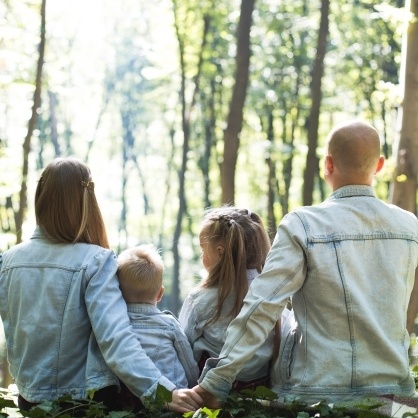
[0,157,200,413]
[178,206,274,390]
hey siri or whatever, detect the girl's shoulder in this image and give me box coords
[186,285,218,303]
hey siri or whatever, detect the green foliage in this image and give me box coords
[2,385,418,418]
[142,384,173,417]
[189,389,387,418]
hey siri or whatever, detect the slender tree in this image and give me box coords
[302,0,329,206]
[392,0,418,334]
[171,1,210,312]
[14,0,46,244]
[221,0,256,205]
[263,111,279,240]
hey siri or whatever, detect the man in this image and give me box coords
[194,120,418,406]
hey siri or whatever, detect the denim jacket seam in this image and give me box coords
[293,212,310,246]
[172,327,199,384]
[54,276,74,387]
[1,263,85,273]
[333,241,357,388]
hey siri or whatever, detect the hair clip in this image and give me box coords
[247,210,252,217]
[81,179,94,190]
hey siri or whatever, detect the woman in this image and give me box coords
[0,157,200,412]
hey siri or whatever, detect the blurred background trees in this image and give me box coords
[0,0,417,386]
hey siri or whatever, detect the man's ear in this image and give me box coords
[324,154,334,175]
[374,155,385,175]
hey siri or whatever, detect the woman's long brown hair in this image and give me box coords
[35,157,110,248]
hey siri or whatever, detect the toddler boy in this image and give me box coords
[117,244,199,392]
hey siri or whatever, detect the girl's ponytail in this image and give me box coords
[215,219,248,322]
[201,207,268,324]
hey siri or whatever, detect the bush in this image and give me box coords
[1,385,418,418]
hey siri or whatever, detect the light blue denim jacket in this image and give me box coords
[179,269,274,381]
[0,227,176,403]
[200,185,418,403]
[126,303,199,388]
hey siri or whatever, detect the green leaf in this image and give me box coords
[55,395,73,404]
[357,411,381,418]
[251,386,277,400]
[312,401,332,417]
[87,389,97,400]
[354,399,383,411]
[200,406,222,417]
[26,407,49,418]
[155,384,173,405]
[0,398,16,409]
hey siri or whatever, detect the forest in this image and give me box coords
[0,0,417,389]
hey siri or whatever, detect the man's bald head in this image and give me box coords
[326,120,381,178]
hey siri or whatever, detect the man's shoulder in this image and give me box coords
[284,205,323,221]
[385,202,417,219]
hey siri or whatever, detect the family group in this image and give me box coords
[1,120,417,414]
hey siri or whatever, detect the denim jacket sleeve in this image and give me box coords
[178,291,203,348]
[199,213,307,398]
[171,320,200,387]
[84,249,176,402]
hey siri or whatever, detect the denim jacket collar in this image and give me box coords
[328,184,376,200]
[31,225,55,241]
[127,303,160,314]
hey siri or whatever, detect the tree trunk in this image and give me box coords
[118,113,131,253]
[171,2,209,313]
[48,91,60,156]
[391,0,418,335]
[200,78,216,209]
[221,0,255,205]
[302,0,329,206]
[263,110,278,241]
[14,0,46,244]
[389,0,418,214]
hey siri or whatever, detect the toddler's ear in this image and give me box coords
[156,286,165,302]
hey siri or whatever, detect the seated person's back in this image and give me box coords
[117,244,199,391]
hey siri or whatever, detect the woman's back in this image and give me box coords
[0,227,119,401]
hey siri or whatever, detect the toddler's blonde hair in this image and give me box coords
[117,244,164,303]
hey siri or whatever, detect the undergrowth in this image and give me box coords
[1,377,418,418]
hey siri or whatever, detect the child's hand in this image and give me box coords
[167,388,203,413]
[192,385,222,409]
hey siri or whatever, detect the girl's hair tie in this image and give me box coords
[81,179,94,190]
